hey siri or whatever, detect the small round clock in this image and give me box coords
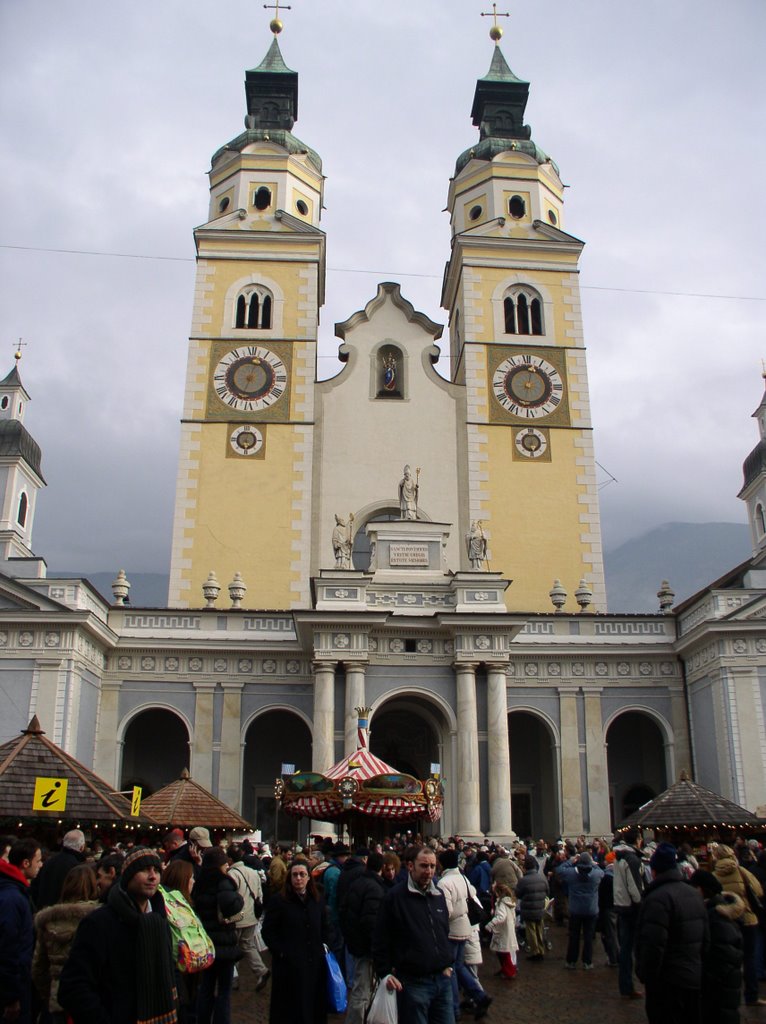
[229,425,264,457]
[514,426,548,459]
[213,346,287,412]
[492,354,563,418]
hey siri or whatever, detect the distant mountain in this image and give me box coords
[53,522,753,614]
[604,522,751,612]
[52,572,170,607]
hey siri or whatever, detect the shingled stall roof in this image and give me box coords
[0,717,158,827]
[615,771,766,836]
[140,768,252,830]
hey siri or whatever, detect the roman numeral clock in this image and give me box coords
[487,346,571,462]
[206,342,293,458]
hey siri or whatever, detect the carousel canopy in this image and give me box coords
[278,708,443,823]
[0,716,157,826]
[140,768,252,830]
[616,772,764,832]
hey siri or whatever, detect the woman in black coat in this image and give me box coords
[192,847,244,1024]
[262,858,328,1024]
[691,869,745,1024]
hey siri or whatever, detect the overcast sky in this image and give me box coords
[1,0,765,579]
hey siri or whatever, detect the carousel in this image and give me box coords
[275,708,443,838]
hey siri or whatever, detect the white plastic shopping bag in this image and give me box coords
[366,976,398,1024]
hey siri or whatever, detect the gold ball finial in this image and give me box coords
[14,350,22,363]
[489,24,503,41]
[270,17,283,33]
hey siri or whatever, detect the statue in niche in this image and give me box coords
[398,465,420,520]
[466,520,488,570]
[332,513,354,569]
[382,351,397,393]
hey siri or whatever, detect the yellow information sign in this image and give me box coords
[32,777,68,812]
[131,786,142,817]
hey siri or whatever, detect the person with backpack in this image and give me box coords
[227,845,270,992]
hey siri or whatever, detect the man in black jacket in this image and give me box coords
[372,846,454,1024]
[32,829,86,909]
[58,847,178,1024]
[341,852,384,1024]
[635,842,709,1024]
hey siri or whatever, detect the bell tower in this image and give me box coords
[442,24,606,612]
[0,355,45,568]
[169,21,325,608]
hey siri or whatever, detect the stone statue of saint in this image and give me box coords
[398,465,419,520]
[466,520,487,570]
[332,513,354,570]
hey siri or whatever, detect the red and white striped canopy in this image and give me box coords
[324,747,395,782]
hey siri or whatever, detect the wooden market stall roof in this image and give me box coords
[0,716,157,826]
[140,769,252,830]
[616,772,765,832]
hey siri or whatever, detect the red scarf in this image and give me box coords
[0,859,29,886]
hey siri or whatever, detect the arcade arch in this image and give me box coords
[508,710,559,840]
[242,708,312,841]
[120,707,190,796]
[606,709,668,827]
[369,692,454,836]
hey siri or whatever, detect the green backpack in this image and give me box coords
[159,884,215,973]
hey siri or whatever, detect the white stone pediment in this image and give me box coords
[0,574,65,612]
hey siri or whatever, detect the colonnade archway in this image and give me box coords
[369,694,451,837]
[242,709,312,841]
[120,708,190,796]
[606,710,667,827]
[508,710,559,841]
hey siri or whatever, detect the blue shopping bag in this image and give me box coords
[324,945,348,1013]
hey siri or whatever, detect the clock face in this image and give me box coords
[229,425,264,457]
[514,427,548,459]
[213,346,287,412]
[492,355,563,419]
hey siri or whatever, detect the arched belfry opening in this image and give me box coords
[120,708,190,797]
[606,711,667,827]
[242,710,311,840]
[508,711,559,840]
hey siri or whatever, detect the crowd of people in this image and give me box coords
[1,825,766,1023]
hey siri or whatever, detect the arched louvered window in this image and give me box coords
[17,491,28,528]
[757,504,766,536]
[503,287,544,336]
[234,286,273,330]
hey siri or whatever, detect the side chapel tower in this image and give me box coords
[443,33,607,612]
[169,26,325,608]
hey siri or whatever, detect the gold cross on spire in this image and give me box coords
[264,1,291,35]
[480,3,510,42]
[13,338,27,363]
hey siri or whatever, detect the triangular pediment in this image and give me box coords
[0,573,68,613]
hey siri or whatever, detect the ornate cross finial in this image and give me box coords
[264,1,291,34]
[480,3,510,42]
[13,338,27,363]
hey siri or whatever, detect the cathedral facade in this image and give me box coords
[2,29,766,841]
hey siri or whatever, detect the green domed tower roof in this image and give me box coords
[456,44,557,175]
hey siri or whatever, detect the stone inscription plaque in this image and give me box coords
[389,543,429,566]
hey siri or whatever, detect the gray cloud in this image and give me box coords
[1,0,764,576]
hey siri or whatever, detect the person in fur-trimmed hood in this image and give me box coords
[690,870,744,1024]
[712,844,766,1007]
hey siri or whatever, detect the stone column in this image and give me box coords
[583,689,611,836]
[93,680,121,786]
[486,665,513,841]
[455,662,482,839]
[33,659,64,743]
[192,682,216,790]
[218,681,244,812]
[312,662,336,772]
[559,691,584,835]
[344,663,367,755]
